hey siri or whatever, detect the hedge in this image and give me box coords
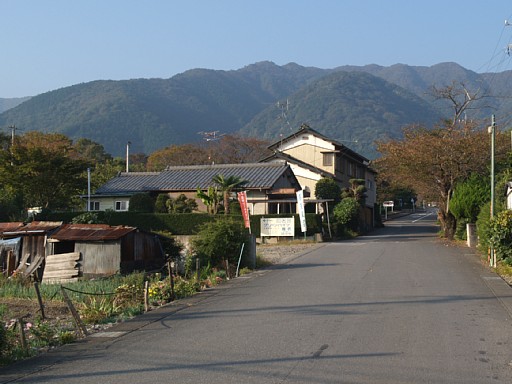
[38,211,322,236]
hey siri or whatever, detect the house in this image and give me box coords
[262,124,377,229]
[86,161,302,215]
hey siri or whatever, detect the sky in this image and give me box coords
[2,0,512,98]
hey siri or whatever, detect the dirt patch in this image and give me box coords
[0,297,71,323]
[257,241,320,265]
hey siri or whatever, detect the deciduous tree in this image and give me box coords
[375,121,508,239]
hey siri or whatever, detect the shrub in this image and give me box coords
[476,200,505,254]
[192,218,248,267]
[71,212,102,224]
[129,193,155,213]
[450,175,489,223]
[489,210,512,265]
[333,198,360,231]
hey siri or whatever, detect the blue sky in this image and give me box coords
[2,0,512,98]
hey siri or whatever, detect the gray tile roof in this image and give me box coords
[95,172,160,194]
[95,162,296,194]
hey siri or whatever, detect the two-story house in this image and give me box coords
[262,124,377,229]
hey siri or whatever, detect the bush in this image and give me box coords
[129,193,155,213]
[450,175,489,223]
[333,198,360,231]
[192,218,248,267]
[489,210,512,265]
[476,200,505,253]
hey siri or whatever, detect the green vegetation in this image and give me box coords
[192,218,249,267]
[2,62,494,160]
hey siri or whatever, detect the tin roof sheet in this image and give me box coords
[50,224,136,241]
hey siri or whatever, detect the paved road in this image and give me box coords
[2,210,512,383]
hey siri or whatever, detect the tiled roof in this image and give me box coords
[95,162,296,194]
[95,172,161,194]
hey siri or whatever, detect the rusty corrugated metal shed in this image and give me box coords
[0,222,24,234]
[50,224,136,241]
[3,221,63,235]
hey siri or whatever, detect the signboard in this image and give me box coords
[296,189,307,233]
[383,201,394,207]
[237,191,250,231]
[260,217,294,237]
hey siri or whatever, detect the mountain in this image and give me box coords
[0,97,31,114]
[0,61,506,159]
[240,71,441,158]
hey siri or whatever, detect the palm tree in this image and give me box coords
[212,174,248,215]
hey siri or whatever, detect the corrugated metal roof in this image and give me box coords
[95,162,295,194]
[50,224,136,241]
[0,222,24,234]
[4,221,63,235]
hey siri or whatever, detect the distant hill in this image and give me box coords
[0,61,507,159]
[240,71,442,158]
[0,97,31,114]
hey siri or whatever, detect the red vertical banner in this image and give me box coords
[237,191,251,232]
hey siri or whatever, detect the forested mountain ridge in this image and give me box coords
[1,61,508,159]
[0,97,31,114]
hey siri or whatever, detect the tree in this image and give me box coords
[375,121,508,239]
[315,178,341,201]
[146,144,210,171]
[429,81,484,126]
[209,135,272,163]
[449,174,489,223]
[212,174,248,215]
[341,178,366,202]
[73,138,112,164]
[166,194,198,213]
[0,132,89,210]
[196,187,221,214]
[155,193,170,213]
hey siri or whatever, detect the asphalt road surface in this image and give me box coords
[2,210,512,383]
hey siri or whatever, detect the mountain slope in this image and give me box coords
[0,61,505,159]
[0,97,31,114]
[239,71,441,158]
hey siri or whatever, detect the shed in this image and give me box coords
[47,224,166,278]
[0,221,63,280]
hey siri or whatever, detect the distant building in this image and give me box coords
[86,161,302,215]
[261,124,377,229]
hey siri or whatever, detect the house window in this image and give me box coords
[348,162,355,176]
[89,201,100,211]
[115,201,129,211]
[323,153,333,166]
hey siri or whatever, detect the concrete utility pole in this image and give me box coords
[489,115,496,267]
[8,125,19,146]
[126,141,131,173]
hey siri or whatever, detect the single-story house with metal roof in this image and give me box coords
[85,161,302,215]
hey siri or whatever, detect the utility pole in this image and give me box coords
[126,141,131,173]
[8,125,19,146]
[489,115,496,268]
